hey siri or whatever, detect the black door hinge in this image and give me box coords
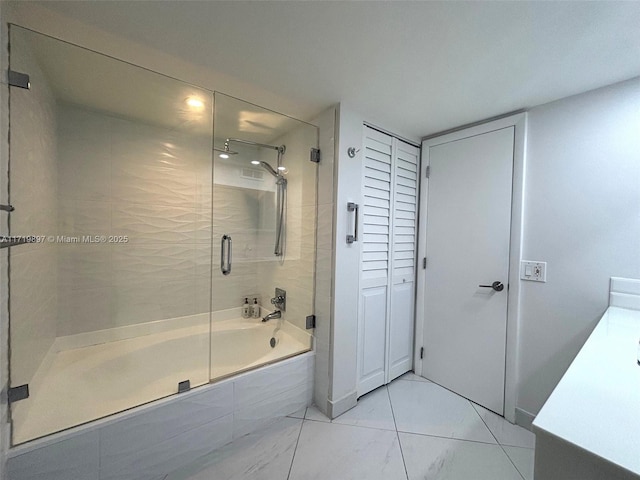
[8,70,30,89]
[8,384,29,403]
[420,347,424,359]
[178,380,191,393]
[310,148,321,163]
[306,314,316,329]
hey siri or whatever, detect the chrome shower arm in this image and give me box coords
[225,138,285,154]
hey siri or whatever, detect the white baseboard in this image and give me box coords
[515,407,536,431]
[328,390,358,419]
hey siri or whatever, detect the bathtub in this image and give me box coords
[8,310,314,480]
[210,317,311,380]
[11,309,312,445]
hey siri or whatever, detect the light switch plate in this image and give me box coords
[521,260,547,282]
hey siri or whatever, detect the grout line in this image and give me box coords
[396,377,432,384]
[398,429,506,446]
[302,417,331,424]
[386,386,409,480]
[285,411,306,480]
[471,402,526,480]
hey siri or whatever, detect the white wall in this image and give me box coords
[327,104,364,416]
[517,78,640,419]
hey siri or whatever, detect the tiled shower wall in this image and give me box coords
[9,32,58,387]
[257,124,318,331]
[56,103,314,335]
[56,104,214,336]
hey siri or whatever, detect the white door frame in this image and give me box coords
[414,113,527,423]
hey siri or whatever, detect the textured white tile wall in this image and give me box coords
[257,123,318,331]
[57,100,320,332]
[56,104,216,335]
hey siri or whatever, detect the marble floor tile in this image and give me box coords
[388,380,495,444]
[471,403,536,448]
[503,446,535,480]
[398,372,431,383]
[399,432,523,480]
[288,420,407,480]
[166,417,302,480]
[304,405,330,423]
[332,386,396,431]
[287,407,307,419]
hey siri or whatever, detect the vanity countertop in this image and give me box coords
[533,306,640,476]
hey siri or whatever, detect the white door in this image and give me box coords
[358,128,393,396]
[357,128,419,397]
[387,141,419,382]
[422,127,514,415]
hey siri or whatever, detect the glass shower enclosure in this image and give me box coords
[6,26,317,445]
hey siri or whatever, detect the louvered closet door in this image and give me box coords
[387,141,419,381]
[357,128,393,396]
[357,127,419,397]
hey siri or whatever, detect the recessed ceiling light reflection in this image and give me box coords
[219,153,230,159]
[186,97,204,109]
[251,160,261,165]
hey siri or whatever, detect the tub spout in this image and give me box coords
[262,310,281,322]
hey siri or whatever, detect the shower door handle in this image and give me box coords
[220,234,232,275]
[346,202,359,244]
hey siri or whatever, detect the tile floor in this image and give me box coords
[166,372,535,480]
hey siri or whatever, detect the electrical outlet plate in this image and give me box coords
[520,261,547,282]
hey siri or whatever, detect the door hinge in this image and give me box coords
[422,257,427,269]
[420,347,424,359]
[305,314,316,329]
[310,148,321,163]
[425,166,430,178]
[8,70,30,89]
[8,384,29,403]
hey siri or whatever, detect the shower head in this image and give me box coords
[213,146,238,159]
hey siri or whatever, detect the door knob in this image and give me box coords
[478,281,504,292]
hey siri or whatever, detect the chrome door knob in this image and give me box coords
[478,281,504,292]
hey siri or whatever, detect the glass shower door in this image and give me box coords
[7,26,214,444]
[210,93,318,381]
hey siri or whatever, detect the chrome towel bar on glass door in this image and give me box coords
[220,234,232,275]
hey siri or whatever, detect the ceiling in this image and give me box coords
[15,26,310,145]
[27,1,640,139]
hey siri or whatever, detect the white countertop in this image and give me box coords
[533,306,640,475]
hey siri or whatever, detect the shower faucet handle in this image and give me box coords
[271,288,286,311]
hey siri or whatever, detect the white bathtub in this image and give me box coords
[8,308,314,480]
[11,310,312,445]
[211,318,311,380]
[8,351,314,480]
